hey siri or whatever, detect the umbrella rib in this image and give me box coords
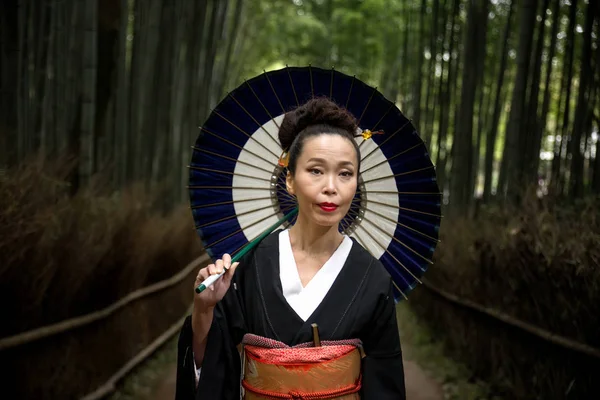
[369,219,433,266]
[361,120,412,164]
[345,76,356,109]
[228,93,282,151]
[280,195,297,205]
[365,207,440,243]
[309,64,314,98]
[245,79,281,130]
[371,102,396,131]
[278,185,296,199]
[199,128,278,170]
[356,86,378,126]
[278,192,297,201]
[188,166,271,183]
[359,219,427,278]
[351,230,408,301]
[263,71,286,114]
[340,218,351,234]
[189,185,274,190]
[191,147,273,175]
[329,67,334,98]
[361,142,424,175]
[191,197,273,209]
[212,110,279,159]
[205,210,282,249]
[200,127,245,149]
[361,166,436,184]
[366,190,442,196]
[358,102,395,150]
[196,204,278,229]
[366,198,442,218]
[285,66,300,106]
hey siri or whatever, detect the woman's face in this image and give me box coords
[286,134,358,228]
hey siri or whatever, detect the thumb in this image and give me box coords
[223,262,240,281]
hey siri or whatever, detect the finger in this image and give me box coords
[194,268,208,288]
[215,259,224,274]
[198,267,209,280]
[222,253,232,269]
[207,264,217,275]
[224,262,240,281]
[229,262,240,275]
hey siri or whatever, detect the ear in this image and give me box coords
[285,170,295,196]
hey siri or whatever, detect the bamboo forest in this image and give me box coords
[1,0,598,399]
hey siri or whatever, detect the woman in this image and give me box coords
[176,98,406,399]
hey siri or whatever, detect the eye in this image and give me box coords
[309,168,322,175]
[340,171,354,177]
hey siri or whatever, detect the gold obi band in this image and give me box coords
[240,334,365,400]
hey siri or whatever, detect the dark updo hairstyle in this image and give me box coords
[278,97,361,176]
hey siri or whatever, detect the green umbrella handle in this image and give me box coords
[195,207,298,294]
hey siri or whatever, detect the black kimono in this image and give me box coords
[175,230,406,399]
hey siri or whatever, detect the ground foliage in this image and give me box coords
[0,157,202,337]
[411,191,600,398]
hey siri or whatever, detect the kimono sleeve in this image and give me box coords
[175,264,248,400]
[360,278,407,400]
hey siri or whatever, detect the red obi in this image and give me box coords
[240,334,365,399]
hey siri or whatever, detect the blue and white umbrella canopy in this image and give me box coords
[189,66,441,301]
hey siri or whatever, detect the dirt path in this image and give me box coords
[148,355,444,400]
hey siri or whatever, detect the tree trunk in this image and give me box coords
[0,0,19,168]
[469,0,489,201]
[520,0,550,188]
[139,0,162,185]
[401,1,411,105]
[533,0,560,186]
[41,0,57,158]
[435,0,460,193]
[215,0,244,101]
[79,0,98,187]
[17,0,28,162]
[593,117,600,193]
[449,0,484,217]
[412,0,426,130]
[568,0,595,198]
[114,0,129,188]
[198,0,229,124]
[423,0,440,146]
[551,0,578,196]
[482,3,515,203]
[503,0,538,200]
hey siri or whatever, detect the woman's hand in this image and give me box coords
[193,253,240,312]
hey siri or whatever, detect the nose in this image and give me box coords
[322,174,337,195]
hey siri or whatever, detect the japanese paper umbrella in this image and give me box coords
[188,66,442,301]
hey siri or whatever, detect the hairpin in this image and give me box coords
[361,129,385,140]
[278,151,290,168]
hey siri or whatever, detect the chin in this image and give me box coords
[310,208,346,227]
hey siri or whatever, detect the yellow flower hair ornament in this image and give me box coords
[360,129,385,140]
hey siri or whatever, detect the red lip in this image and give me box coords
[318,203,338,212]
